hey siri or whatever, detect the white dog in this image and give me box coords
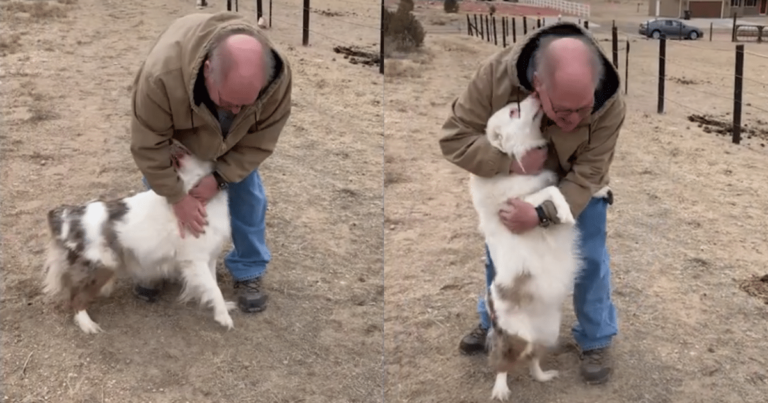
[42,141,236,334]
[469,95,609,401]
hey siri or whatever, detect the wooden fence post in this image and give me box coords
[493,16,498,46]
[709,22,713,41]
[479,14,484,40]
[657,36,666,114]
[733,44,744,144]
[523,16,528,35]
[625,39,630,95]
[485,15,490,43]
[302,0,310,46]
[467,14,472,36]
[227,0,231,11]
[256,0,262,19]
[379,0,384,75]
[612,24,619,70]
[512,17,517,43]
[502,17,507,48]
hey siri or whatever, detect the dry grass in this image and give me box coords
[1,0,384,402]
[0,32,22,56]
[0,0,71,21]
[382,5,768,402]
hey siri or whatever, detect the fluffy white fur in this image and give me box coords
[42,142,235,334]
[468,96,609,401]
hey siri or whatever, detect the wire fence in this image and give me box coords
[463,14,768,146]
[226,0,385,74]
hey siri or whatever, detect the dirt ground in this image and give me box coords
[3,0,768,402]
[382,3,768,403]
[1,0,384,402]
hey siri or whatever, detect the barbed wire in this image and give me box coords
[274,2,381,31]
[627,68,768,116]
[268,15,379,50]
[745,50,768,60]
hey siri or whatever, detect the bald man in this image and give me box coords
[129,12,292,314]
[440,22,626,385]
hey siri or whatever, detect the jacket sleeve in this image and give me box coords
[439,61,515,178]
[214,72,293,184]
[558,97,626,218]
[129,73,187,204]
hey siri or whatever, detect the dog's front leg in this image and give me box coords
[180,261,234,330]
[522,186,575,225]
[491,372,511,401]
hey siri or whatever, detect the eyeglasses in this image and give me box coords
[543,93,592,119]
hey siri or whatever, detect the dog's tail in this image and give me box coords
[42,239,69,298]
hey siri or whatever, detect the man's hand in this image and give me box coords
[510,147,547,175]
[172,194,208,239]
[189,174,219,205]
[499,198,539,234]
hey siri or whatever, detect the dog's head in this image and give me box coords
[485,95,547,163]
[487,328,536,373]
[169,140,215,193]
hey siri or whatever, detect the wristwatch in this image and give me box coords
[535,205,550,228]
[212,171,228,190]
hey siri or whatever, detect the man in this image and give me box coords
[129,11,292,314]
[439,22,626,385]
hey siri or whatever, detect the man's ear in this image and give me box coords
[203,59,212,79]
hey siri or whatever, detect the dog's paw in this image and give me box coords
[532,369,559,383]
[74,311,103,334]
[491,382,511,401]
[556,209,575,226]
[214,310,235,330]
[225,301,238,312]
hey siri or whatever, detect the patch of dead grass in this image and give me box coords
[0,32,22,56]
[1,0,70,22]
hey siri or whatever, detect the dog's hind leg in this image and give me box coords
[491,372,511,401]
[529,353,559,382]
[179,261,234,330]
[70,266,115,334]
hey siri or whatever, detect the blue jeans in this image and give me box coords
[141,169,271,282]
[477,197,618,352]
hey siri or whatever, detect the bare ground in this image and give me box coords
[1,0,384,402]
[383,4,768,403]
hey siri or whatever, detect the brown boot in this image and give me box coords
[234,277,268,313]
[579,347,613,385]
[458,324,489,355]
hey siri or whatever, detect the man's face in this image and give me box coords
[533,73,593,133]
[204,60,263,115]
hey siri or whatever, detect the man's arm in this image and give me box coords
[439,61,516,178]
[129,73,187,204]
[214,72,292,184]
[553,97,626,220]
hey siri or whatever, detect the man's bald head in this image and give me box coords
[533,36,604,93]
[204,32,276,113]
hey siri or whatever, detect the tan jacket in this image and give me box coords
[439,22,626,218]
[130,12,292,204]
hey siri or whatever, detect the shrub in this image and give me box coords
[444,0,459,13]
[399,0,414,14]
[383,2,425,53]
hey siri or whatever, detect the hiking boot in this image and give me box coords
[579,347,613,385]
[133,279,164,303]
[459,323,489,355]
[234,277,268,313]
